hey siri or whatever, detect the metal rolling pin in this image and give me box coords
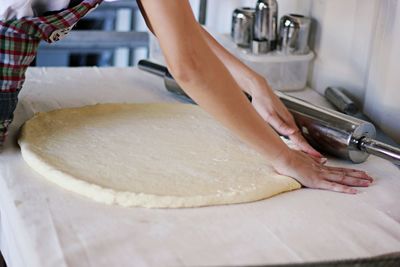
[138,60,400,165]
[137,60,251,102]
[275,92,400,165]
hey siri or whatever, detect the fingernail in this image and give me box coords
[315,152,323,158]
[350,188,358,194]
[363,181,371,186]
[319,157,328,163]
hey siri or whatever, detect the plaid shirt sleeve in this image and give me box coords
[0,0,102,146]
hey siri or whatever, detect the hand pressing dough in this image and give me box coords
[19,103,300,208]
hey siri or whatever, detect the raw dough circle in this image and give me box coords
[19,104,300,208]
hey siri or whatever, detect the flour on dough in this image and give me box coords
[19,104,300,208]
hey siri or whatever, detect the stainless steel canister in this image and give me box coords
[279,14,311,54]
[231,7,255,48]
[253,0,278,53]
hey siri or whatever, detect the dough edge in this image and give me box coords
[19,105,301,209]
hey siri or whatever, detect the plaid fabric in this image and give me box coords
[0,0,103,147]
[0,90,19,144]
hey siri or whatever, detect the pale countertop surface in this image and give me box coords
[0,67,399,267]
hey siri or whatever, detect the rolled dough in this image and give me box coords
[19,103,300,208]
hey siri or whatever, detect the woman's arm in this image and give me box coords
[140,0,373,193]
[140,1,288,164]
[199,27,262,96]
[198,27,321,157]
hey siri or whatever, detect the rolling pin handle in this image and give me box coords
[358,137,400,165]
[138,60,168,77]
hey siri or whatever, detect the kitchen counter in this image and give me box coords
[0,67,399,267]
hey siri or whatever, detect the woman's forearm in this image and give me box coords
[140,0,290,164]
[199,26,266,96]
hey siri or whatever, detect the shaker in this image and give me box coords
[231,7,255,48]
[252,0,278,54]
[279,14,311,54]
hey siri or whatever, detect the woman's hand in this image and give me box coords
[274,149,373,194]
[251,78,323,158]
[141,0,363,192]
[197,27,323,159]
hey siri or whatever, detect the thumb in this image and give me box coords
[290,131,323,158]
[268,114,298,136]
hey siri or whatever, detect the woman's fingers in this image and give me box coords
[310,155,325,164]
[266,111,297,136]
[254,98,324,159]
[274,104,323,158]
[289,131,323,158]
[344,170,374,181]
[324,166,373,181]
[299,150,326,165]
[266,110,324,159]
[306,151,327,164]
[278,149,373,195]
[316,180,358,194]
[322,170,372,187]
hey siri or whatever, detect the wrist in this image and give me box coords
[251,74,266,90]
[271,146,293,171]
[251,76,273,98]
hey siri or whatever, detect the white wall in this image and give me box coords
[200,0,399,142]
[308,0,378,102]
[203,0,312,33]
[308,0,400,142]
[363,0,400,142]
